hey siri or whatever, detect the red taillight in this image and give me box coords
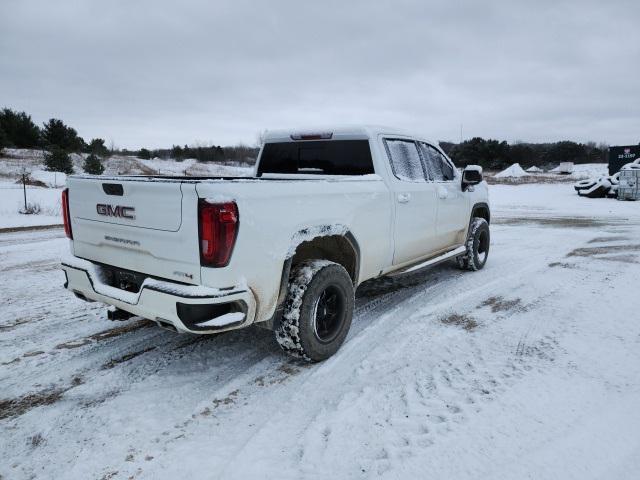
[62,188,72,239]
[198,200,239,267]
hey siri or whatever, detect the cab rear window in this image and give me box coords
[257,140,374,176]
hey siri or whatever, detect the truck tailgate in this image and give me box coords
[67,177,202,285]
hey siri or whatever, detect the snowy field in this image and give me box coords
[0,150,254,230]
[1,184,640,479]
[0,182,63,229]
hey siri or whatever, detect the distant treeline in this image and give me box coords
[439,138,613,171]
[2,106,631,172]
[120,144,258,166]
[0,107,109,155]
[0,107,257,165]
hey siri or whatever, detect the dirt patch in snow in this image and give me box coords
[0,375,84,420]
[23,350,45,358]
[587,236,631,244]
[210,389,240,410]
[253,363,302,388]
[0,389,66,420]
[29,433,44,448]
[101,346,158,370]
[596,255,640,263]
[440,313,478,331]
[0,317,32,332]
[0,224,63,234]
[479,296,522,313]
[55,319,153,350]
[516,336,559,360]
[494,216,627,228]
[567,244,640,260]
[548,261,579,269]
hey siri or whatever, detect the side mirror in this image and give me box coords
[462,165,483,191]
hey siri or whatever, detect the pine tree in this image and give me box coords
[138,148,151,159]
[0,108,41,148]
[171,145,184,161]
[42,118,85,152]
[0,125,8,151]
[87,138,109,156]
[83,153,105,175]
[44,147,74,174]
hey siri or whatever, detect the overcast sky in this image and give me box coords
[1,0,639,149]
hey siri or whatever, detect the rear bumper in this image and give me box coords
[61,258,256,334]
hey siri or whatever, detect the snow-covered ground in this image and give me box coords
[1,183,640,480]
[0,181,63,229]
[138,157,253,177]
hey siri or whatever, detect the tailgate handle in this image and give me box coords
[102,183,124,196]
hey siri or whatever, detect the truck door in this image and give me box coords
[418,142,469,248]
[383,138,440,265]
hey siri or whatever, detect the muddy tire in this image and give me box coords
[457,217,490,271]
[275,260,354,362]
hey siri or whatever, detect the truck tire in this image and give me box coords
[456,217,490,271]
[275,260,354,362]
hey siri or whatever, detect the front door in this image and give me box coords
[419,142,469,248]
[383,138,440,265]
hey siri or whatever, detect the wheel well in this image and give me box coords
[472,203,490,224]
[290,234,359,285]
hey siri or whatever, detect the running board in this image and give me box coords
[389,246,467,276]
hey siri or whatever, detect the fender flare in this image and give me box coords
[264,229,360,330]
[470,202,491,224]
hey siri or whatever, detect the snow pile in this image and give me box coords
[494,163,529,178]
[526,166,543,173]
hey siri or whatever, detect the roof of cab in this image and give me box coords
[262,125,425,143]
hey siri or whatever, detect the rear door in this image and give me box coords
[383,138,440,265]
[419,143,469,248]
[67,177,202,284]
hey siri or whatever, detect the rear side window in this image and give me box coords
[420,143,455,181]
[384,139,426,182]
[257,140,374,176]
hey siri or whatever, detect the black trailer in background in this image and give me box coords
[609,145,640,175]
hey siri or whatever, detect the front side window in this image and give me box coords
[420,143,455,181]
[384,139,426,182]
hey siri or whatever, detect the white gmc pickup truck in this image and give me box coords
[61,126,490,361]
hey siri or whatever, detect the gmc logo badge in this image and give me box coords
[96,204,135,219]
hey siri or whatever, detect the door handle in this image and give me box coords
[397,193,411,203]
[437,186,448,199]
